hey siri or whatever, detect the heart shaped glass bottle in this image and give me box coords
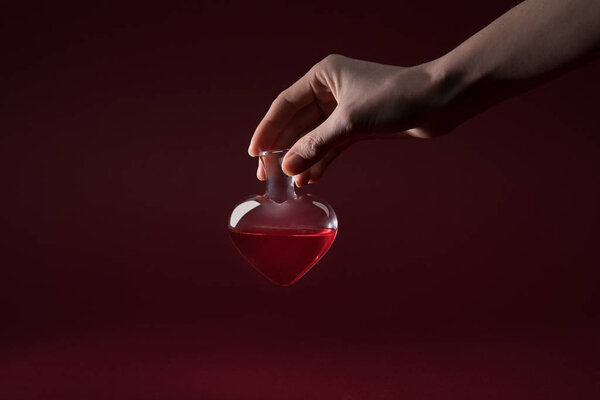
[228,149,338,286]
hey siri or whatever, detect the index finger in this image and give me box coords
[248,71,316,156]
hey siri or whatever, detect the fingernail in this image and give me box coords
[283,152,305,176]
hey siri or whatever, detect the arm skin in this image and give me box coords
[428,0,600,136]
[249,0,600,186]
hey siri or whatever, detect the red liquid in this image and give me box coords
[228,227,337,286]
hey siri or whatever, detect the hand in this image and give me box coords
[248,54,456,186]
[248,1,600,186]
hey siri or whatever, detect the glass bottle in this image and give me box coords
[228,149,338,286]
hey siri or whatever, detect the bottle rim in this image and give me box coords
[258,148,290,157]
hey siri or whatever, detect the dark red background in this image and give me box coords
[1,1,599,398]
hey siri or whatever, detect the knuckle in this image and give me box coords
[270,97,279,109]
[301,135,323,157]
[320,53,344,68]
[274,91,292,107]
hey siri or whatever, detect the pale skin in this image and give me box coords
[248,0,600,186]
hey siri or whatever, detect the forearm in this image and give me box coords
[429,0,600,124]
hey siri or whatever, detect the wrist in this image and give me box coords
[423,52,483,109]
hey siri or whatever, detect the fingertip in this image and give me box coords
[308,166,325,184]
[293,171,311,187]
[282,151,306,176]
[256,160,266,180]
[248,145,258,157]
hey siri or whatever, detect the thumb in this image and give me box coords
[282,108,351,176]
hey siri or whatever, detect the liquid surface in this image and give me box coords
[228,227,337,286]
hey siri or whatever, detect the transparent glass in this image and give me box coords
[228,149,338,286]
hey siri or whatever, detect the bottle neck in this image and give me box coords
[261,151,296,202]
